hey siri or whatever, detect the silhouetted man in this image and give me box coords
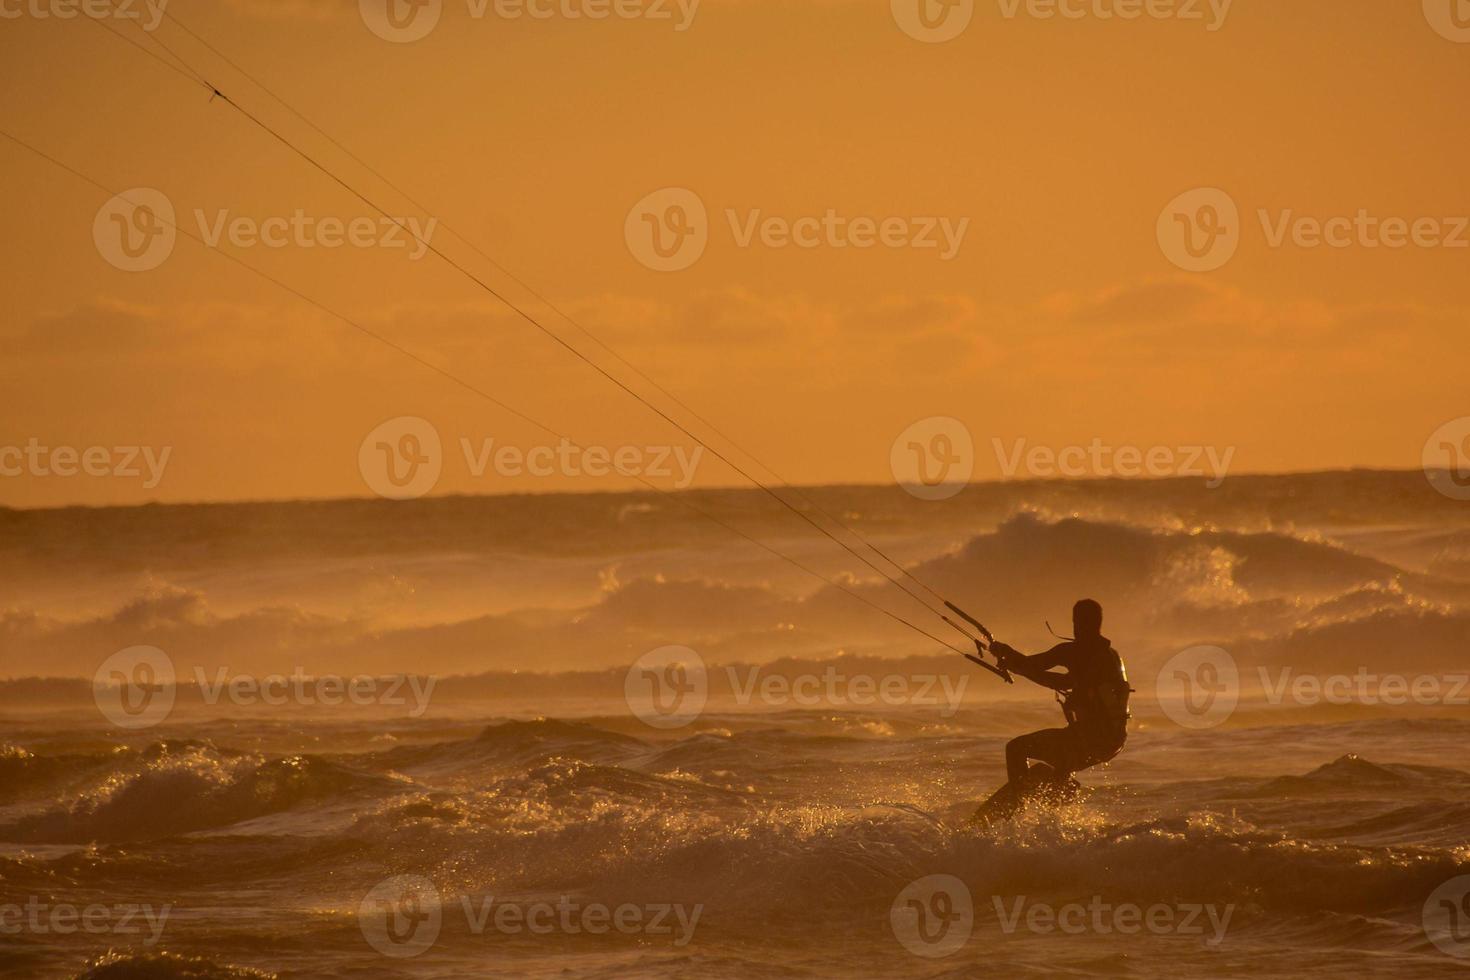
[990,599,1131,784]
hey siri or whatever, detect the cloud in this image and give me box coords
[11,281,1440,433]
[2,288,987,381]
[9,300,168,358]
[1018,276,1455,365]
[1050,277,1224,326]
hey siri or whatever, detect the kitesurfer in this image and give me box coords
[989,599,1131,784]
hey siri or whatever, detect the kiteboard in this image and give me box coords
[969,763,1085,827]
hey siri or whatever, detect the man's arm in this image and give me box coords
[990,641,1073,691]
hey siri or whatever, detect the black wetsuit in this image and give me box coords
[1001,635,1129,782]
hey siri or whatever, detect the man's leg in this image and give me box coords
[1005,727,1073,783]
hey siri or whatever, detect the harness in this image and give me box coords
[1059,650,1133,749]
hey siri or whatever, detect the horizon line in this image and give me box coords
[0,466,1439,515]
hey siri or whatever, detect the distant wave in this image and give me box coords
[371,718,651,775]
[11,520,1470,681]
[2,470,1460,572]
[903,511,1467,625]
[3,741,396,844]
[1250,754,1470,796]
[3,485,1468,678]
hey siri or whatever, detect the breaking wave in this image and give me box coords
[3,741,396,844]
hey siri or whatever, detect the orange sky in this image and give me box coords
[0,0,1466,507]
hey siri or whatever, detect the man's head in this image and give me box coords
[1073,599,1103,640]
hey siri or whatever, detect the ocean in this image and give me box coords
[1,471,1468,977]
